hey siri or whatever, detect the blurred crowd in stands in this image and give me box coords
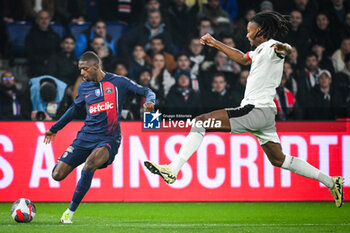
[0,0,350,121]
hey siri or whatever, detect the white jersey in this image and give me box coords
[240,39,285,112]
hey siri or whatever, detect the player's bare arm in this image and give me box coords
[143,102,154,112]
[200,33,251,66]
[272,42,292,56]
[44,130,56,144]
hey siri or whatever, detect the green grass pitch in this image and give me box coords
[0,202,349,233]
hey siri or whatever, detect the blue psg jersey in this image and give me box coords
[51,72,155,142]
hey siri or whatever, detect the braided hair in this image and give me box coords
[250,11,291,40]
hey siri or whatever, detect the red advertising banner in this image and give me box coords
[0,121,349,202]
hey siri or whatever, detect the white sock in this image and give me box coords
[67,208,75,215]
[169,125,205,175]
[282,155,334,188]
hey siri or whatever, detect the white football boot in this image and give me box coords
[144,161,176,184]
[329,176,344,208]
[60,209,74,223]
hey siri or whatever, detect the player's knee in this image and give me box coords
[52,169,64,181]
[83,159,98,172]
[269,159,282,167]
[268,154,284,167]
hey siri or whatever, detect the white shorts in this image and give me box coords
[225,105,280,145]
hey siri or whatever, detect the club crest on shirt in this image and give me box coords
[105,87,113,94]
[95,89,101,97]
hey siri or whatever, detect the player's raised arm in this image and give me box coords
[125,77,156,112]
[200,33,251,66]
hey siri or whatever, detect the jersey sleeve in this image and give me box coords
[49,103,82,133]
[246,50,255,62]
[74,82,86,106]
[122,76,156,104]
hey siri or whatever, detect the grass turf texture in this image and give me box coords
[0,202,349,233]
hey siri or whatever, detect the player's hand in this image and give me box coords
[272,43,291,55]
[143,102,154,112]
[44,130,56,144]
[200,33,216,47]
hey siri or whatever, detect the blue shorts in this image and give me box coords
[58,138,121,169]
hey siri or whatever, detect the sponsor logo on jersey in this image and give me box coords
[89,101,114,114]
[105,87,113,94]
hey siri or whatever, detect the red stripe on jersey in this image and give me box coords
[102,82,118,136]
[246,52,252,62]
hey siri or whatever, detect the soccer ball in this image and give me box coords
[11,198,36,223]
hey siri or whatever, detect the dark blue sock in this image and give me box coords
[69,170,93,211]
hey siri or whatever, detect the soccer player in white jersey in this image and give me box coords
[144,11,344,207]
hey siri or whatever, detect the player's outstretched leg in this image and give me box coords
[262,141,344,208]
[61,147,110,223]
[144,109,231,184]
[61,169,93,223]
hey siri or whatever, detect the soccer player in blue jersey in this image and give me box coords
[44,51,155,223]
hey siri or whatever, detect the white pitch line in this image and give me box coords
[3,223,350,227]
